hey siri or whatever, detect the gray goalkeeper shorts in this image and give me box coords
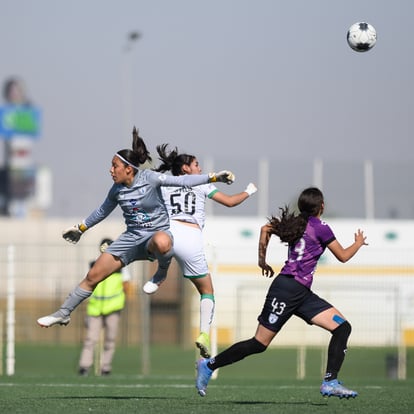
[105,229,173,266]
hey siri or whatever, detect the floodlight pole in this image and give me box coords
[7,245,15,376]
[364,160,375,219]
[121,31,151,375]
[122,31,141,142]
[258,159,269,217]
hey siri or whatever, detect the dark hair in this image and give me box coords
[154,143,195,176]
[116,126,152,169]
[2,77,30,105]
[297,187,324,218]
[267,187,324,245]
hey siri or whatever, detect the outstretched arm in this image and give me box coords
[258,223,275,277]
[161,171,235,187]
[211,183,257,207]
[327,228,368,263]
[62,195,118,244]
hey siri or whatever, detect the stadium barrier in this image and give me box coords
[1,217,414,379]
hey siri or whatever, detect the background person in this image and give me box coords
[78,238,131,376]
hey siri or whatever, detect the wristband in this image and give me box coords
[78,223,88,232]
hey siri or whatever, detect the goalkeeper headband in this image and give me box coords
[115,153,139,170]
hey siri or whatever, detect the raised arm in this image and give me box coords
[62,196,118,244]
[212,183,257,207]
[161,171,235,187]
[327,228,368,263]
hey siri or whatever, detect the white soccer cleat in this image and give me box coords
[143,276,167,295]
[143,280,160,295]
[37,314,71,328]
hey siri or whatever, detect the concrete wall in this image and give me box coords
[1,216,414,347]
[199,217,414,347]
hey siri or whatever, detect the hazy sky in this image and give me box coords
[1,0,413,219]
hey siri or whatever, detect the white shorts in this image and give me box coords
[170,220,209,278]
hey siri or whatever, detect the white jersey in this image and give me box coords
[161,183,218,229]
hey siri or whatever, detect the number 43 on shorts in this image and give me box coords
[271,298,286,315]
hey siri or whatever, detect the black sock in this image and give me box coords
[208,337,267,370]
[152,249,173,284]
[324,321,352,381]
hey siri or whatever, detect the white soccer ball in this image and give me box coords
[347,22,377,52]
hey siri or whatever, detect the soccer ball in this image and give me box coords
[347,22,377,52]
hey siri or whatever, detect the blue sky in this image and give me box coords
[1,0,413,218]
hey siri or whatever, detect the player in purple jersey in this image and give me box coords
[37,127,235,329]
[196,187,368,399]
[147,144,257,358]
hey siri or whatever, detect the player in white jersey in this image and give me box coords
[37,127,235,329]
[143,144,257,357]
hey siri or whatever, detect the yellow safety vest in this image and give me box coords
[87,272,126,316]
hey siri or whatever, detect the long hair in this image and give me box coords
[268,187,324,245]
[116,127,152,169]
[154,143,195,176]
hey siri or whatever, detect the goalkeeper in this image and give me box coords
[146,143,257,359]
[37,127,235,328]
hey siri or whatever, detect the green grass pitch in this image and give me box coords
[1,344,413,413]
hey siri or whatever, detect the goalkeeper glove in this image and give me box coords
[208,170,235,185]
[62,223,88,244]
[244,183,258,196]
[100,241,112,253]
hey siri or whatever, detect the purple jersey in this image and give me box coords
[279,216,336,288]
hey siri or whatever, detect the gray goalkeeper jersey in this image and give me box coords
[83,169,211,234]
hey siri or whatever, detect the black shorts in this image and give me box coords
[257,274,332,332]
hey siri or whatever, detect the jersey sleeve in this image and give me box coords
[318,220,336,246]
[83,186,118,228]
[151,171,210,187]
[206,183,218,198]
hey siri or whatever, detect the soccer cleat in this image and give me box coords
[143,278,165,294]
[37,313,71,328]
[196,358,213,397]
[320,379,358,399]
[79,368,89,376]
[195,332,211,358]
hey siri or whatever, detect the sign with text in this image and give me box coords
[0,105,41,138]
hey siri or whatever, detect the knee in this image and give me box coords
[151,231,173,254]
[250,337,268,354]
[333,320,352,339]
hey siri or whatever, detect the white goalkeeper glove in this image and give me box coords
[208,170,235,185]
[244,183,258,196]
[62,223,88,244]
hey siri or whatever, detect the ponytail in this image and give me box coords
[154,143,195,176]
[116,126,152,170]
